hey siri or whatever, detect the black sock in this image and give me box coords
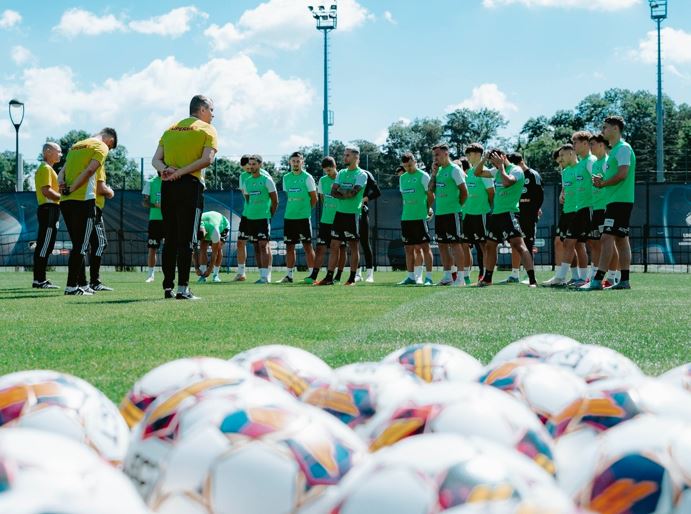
[310,268,319,280]
[483,270,493,283]
[478,266,485,277]
[334,269,343,281]
[620,270,629,281]
[348,271,357,283]
[594,270,606,281]
[527,270,536,285]
[325,270,334,281]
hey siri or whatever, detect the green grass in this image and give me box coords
[1,271,689,403]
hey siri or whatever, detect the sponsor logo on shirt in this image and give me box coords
[288,188,302,193]
[401,188,415,194]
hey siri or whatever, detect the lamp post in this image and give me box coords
[649,1,667,183]
[308,2,337,157]
[8,99,25,192]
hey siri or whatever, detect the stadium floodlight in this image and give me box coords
[649,0,668,183]
[8,99,25,192]
[308,2,337,157]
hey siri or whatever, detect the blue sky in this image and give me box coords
[1,0,690,164]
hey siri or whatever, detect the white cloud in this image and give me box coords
[129,6,208,38]
[634,27,691,65]
[205,0,373,52]
[667,65,690,81]
[373,117,410,146]
[53,8,125,38]
[483,0,639,10]
[0,9,21,29]
[11,46,34,66]
[280,134,315,150]
[446,83,518,115]
[383,11,397,24]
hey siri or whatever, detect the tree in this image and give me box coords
[443,108,508,156]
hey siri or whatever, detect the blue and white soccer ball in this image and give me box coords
[658,363,691,393]
[490,334,581,366]
[383,343,483,383]
[546,344,643,384]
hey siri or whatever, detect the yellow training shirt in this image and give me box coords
[159,117,218,181]
[35,162,59,206]
[63,138,109,201]
[95,166,107,209]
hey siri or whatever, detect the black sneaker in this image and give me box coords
[64,287,93,296]
[33,280,58,289]
[90,283,114,292]
[164,289,174,299]
[176,290,200,300]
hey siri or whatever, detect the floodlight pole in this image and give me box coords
[649,1,667,183]
[309,3,337,157]
[8,99,25,192]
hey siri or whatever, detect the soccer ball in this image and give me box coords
[0,427,149,514]
[0,370,129,465]
[548,377,691,438]
[120,357,250,427]
[125,384,366,514]
[489,334,581,366]
[479,360,588,429]
[557,415,691,514]
[658,363,691,393]
[546,344,643,383]
[301,362,421,436]
[230,344,336,398]
[382,343,483,383]
[362,382,556,475]
[302,433,574,514]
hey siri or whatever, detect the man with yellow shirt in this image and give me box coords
[152,94,217,300]
[58,128,117,296]
[85,165,115,291]
[32,142,63,289]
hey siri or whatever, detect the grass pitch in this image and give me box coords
[0,271,689,403]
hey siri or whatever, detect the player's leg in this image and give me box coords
[196,240,209,283]
[358,209,373,282]
[160,181,178,296]
[450,243,465,286]
[509,236,537,287]
[481,239,499,286]
[89,209,110,291]
[316,237,341,285]
[281,241,296,283]
[335,243,346,282]
[345,240,360,285]
[422,243,434,285]
[399,242,417,285]
[33,205,59,288]
[236,216,248,280]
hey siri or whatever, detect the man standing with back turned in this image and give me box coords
[152,95,217,300]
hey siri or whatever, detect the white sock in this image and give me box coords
[571,267,580,280]
[511,268,519,279]
[426,271,433,279]
[260,268,268,279]
[238,264,245,275]
[556,263,570,280]
[606,270,617,280]
[443,270,452,281]
[614,270,621,282]
[147,266,154,276]
[414,266,424,280]
[408,271,415,280]
[287,268,294,278]
[451,265,458,273]
[199,265,207,275]
[578,268,588,280]
[213,266,220,276]
[267,266,272,281]
[366,268,373,276]
[177,285,187,294]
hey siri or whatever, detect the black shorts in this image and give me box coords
[246,218,271,242]
[516,212,537,245]
[238,216,249,241]
[603,202,633,238]
[284,218,312,245]
[147,220,164,249]
[487,212,524,243]
[401,220,431,246]
[589,209,606,240]
[462,214,487,244]
[331,212,360,242]
[565,208,591,242]
[435,213,462,244]
[558,212,574,241]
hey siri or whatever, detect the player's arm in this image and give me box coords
[474,157,494,178]
[499,162,516,187]
[559,187,565,205]
[487,186,495,210]
[338,185,362,199]
[534,172,544,211]
[364,171,381,201]
[597,164,629,188]
[458,183,468,206]
[65,159,102,194]
[205,235,222,277]
[309,190,318,208]
[307,175,317,208]
[96,180,115,199]
[269,191,278,216]
[166,147,216,181]
[41,185,61,202]
[151,145,173,175]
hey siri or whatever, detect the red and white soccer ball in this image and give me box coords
[556,415,691,514]
[0,370,130,465]
[490,334,581,366]
[546,344,643,383]
[0,428,149,514]
[119,357,251,428]
[230,344,336,398]
[382,343,483,383]
[658,363,691,393]
[302,433,574,514]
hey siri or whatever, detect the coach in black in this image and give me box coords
[357,168,381,282]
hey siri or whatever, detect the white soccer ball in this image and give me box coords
[658,363,691,393]
[490,334,581,366]
[382,343,483,383]
[546,344,643,383]
[0,427,149,514]
[125,380,365,514]
[301,362,421,436]
[302,433,574,514]
[557,415,691,514]
[231,344,336,398]
[0,370,129,465]
[120,357,250,428]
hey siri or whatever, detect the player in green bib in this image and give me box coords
[234,155,252,281]
[278,152,317,284]
[572,131,597,285]
[316,145,368,286]
[143,172,163,283]
[195,210,230,283]
[475,149,537,287]
[581,115,636,291]
[398,152,434,286]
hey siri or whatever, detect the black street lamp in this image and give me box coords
[8,99,25,192]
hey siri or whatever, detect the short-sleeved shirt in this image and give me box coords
[434,163,465,216]
[63,138,109,201]
[335,167,368,214]
[604,140,636,204]
[200,211,229,243]
[590,157,608,211]
[574,154,596,210]
[463,166,494,216]
[95,166,107,209]
[35,163,59,206]
[282,170,316,220]
[491,164,525,215]
[239,169,271,216]
[399,169,430,221]
[159,117,218,182]
[561,165,578,214]
[142,176,163,221]
[244,173,277,220]
[318,174,338,224]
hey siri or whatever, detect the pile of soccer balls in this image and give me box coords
[0,337,690,514]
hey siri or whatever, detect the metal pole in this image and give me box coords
[14,127,21,192]
[656,18,665,183]
[323,29,329,157]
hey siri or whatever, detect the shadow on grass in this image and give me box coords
[85,298,154,305]
[0,294,62,300]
